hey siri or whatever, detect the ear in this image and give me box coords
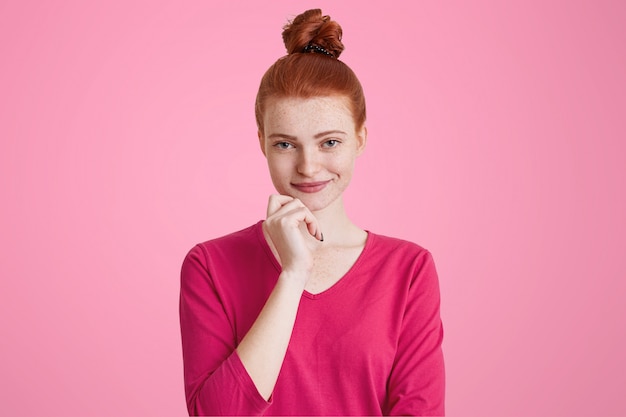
[355,125,367,156]
[258,130,267,157]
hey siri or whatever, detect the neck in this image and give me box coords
[311,196,364,245]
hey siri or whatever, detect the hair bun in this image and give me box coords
[282,9,344,58]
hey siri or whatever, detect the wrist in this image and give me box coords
[278,269,310,290]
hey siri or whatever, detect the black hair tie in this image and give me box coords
[303,43,335,58]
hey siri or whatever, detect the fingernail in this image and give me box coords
[320,233,324,242]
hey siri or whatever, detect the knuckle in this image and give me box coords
[278,215,290,225]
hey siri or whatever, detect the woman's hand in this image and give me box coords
[263,194,323,279]
[235,195,323,401]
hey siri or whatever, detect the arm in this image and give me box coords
[180,245,272,416]
[180,196,321,415]
[236,195,322,399]
[384,251,446,416]
[235,271,306,399]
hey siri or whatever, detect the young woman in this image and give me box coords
[180,9,445,416]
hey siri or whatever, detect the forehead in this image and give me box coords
[263,96,355,134]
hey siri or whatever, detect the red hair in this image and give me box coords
[255,9,366,132]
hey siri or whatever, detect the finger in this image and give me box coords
[267,198,323,242]
[304,213,323,241]
[269,198,303,215]
[301,208,323,241]
[266,194,294,217]
[280,206,323,242]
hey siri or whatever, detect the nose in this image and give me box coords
[297,147,321,177]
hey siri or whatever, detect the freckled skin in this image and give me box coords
[259,96,366,213]
[258,96,368,293]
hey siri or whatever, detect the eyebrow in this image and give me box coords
[267,130,347,140]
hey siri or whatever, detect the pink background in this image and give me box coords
[1,1,625,415]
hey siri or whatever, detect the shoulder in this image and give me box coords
[189,221,263,254]
[363,231,438,283]
[180,221,278,302]
[182,221,266,269]
[367,231,432,260]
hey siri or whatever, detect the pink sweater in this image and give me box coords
[179,221,445,415]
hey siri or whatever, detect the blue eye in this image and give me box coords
[323,139,340,148]
[274,142,294,150]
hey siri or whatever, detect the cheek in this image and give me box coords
[267,156,291,177]
[335,154,357,175]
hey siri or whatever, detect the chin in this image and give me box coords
[303,202,327,213]
[294,193,336,213]
[274,182,343,212]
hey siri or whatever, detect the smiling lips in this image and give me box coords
[291,180,331,193]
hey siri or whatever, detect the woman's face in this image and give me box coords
[259,96,367,213]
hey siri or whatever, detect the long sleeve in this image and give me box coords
[179,224,445,415]
[383,251,445,416]
[179,244,271,416]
